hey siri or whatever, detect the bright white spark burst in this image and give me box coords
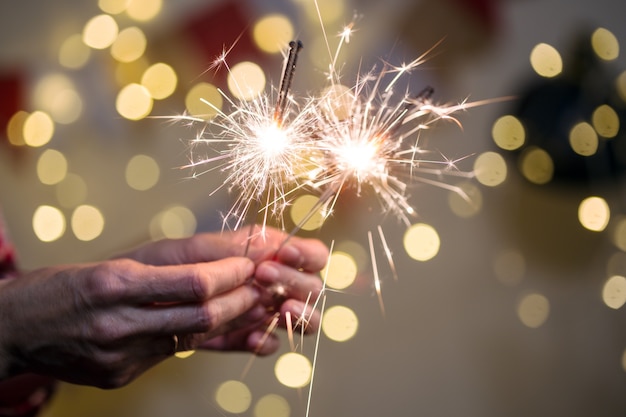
[180,25,489,233]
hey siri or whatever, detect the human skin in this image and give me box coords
[0,227,328,390]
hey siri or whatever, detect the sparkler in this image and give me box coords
[176,7,508,416]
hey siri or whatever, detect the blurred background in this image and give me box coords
[2,0,626,416]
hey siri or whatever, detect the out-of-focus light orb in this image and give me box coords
[174,350,195,359]
[519,146,554,185]
[253,14,294,54]
[303,0,344,23]
[71,205,105,241]
[149,205,197,240]
[530,43,563,78]
[59,33,91,69]
[33,73,82,124]
[23,111,54,147]
[448,181,482,218]
[404,223,440,262]
[185,82,222,119]
[591,27,619,61]
[602,275,626,309]
[126,0,162,21]
[290,194,325,231]
[99,0,129,14]
[274,352,312,388]
[611,217,626,252]
[493,249,525,286]
[111,26,147,63]
[116,83,153,120]
[578,196,610,232]
[517,293,550,328]
[492,115,525,150]
[33,205,66,242]
[227,61,266,101]
[37,149,68,185]
[56,173,88,208]
[254,394,290,417]
[335,240,368,271]
[474,151,507,186]
[125,154,159,191]
[141,62,177,100]
[569,122,598,156]
[322,305,358,342]
[616,71,626,103]
[592,104,619,138]
[215,380,252,414]
[50,89,82,125]
[83,14,119,50]
[6,111,29,146]
[322,251,357,290]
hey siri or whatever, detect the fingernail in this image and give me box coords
[256,262,279,281]
[281,245,302,266]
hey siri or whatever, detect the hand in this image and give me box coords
[122,226,329,354]
[0,256,259,388]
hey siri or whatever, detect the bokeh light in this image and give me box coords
[578,196,610,232]
[32,205,66,242]
[71,205,105,241]
[111,26,147,63]
[83,14,119,50]
[59,33,91,69]
[474,151,507,186]
[254,394,290,417]
[185,82,222,118]
[227,61,266,101]
[116,83,153,120]
[141,62,177,100]
[6,111,29,146]
[602,275,626,310]
[149,205,197,240]
[33,73,82,124]
[592,104,619,138]
[448,181,483,218]
[274,352,312,388]
[530,43,563,78]
[37,149,68,185]
[253,14,294,54]
[493,249,525,286]
[322,251,358,289]
[591,27,619,61]
[517,293,550,328]
[23,111,55,147]
[56,173,88,208]
[290,194,325,231]
[519,146,554,185]
[174,350,195,359]
[322,304,358,342]
[125,154,160,190]
[569,122,598,156]
[492,115,525,150]
[335,240,368,271]
[611,216,626,252]
[302,0,344,23]
[99,0,129,14]
[126,0,163,22]
[403,223,440,262]
[215,380,252,414]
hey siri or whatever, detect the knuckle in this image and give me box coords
[195,303,219,333]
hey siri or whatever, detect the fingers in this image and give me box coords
[255,260,323,302]
[107,257,255,305]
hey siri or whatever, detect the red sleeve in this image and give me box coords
[0,210,57,417]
